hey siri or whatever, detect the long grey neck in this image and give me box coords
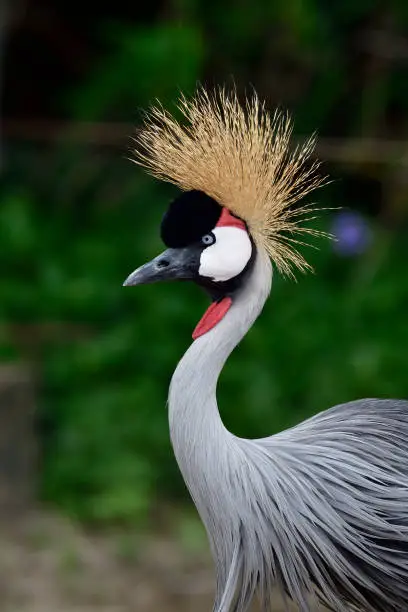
[168,250,272,482]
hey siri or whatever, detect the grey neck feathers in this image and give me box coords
[168,251,271,523]
[169,249,272,460]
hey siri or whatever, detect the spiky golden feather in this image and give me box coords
[132,87,329,276]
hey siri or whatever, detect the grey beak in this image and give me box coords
[123,247,198,287]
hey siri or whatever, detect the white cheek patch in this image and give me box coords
[198,227,252,282]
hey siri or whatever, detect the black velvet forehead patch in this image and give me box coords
[160,190,222,248]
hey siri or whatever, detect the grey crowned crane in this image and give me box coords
[123,88,408,612]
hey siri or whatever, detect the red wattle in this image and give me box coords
[192,296,232,340]
[216,208,246,230]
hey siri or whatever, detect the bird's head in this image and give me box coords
[123,190,255,337]
[123,88,328,338]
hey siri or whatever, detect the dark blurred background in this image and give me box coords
[0,1,407,610]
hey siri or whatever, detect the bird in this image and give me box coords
[123,87,408,612]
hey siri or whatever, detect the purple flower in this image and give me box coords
[331,211,371,256]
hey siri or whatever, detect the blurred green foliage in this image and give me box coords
[68,23,204,120]
[1,5,408,524]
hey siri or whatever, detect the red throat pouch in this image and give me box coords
[192,297,232,340]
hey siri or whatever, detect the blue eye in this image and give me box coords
[201,233,215,246]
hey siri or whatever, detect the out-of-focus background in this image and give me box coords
[1,1,407,610]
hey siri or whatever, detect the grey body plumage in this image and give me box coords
[124,88,408,612]
[169,251,408,612]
